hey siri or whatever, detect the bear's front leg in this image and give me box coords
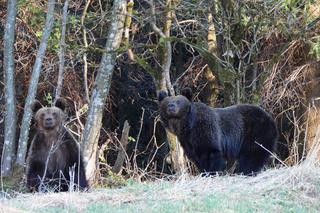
[198,150,226,175]
[74,164,88,189]
[26,160,45,192]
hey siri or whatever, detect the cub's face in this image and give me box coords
[32,99,66,130]
[34,107,65,130]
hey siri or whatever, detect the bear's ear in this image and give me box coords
[54,98,66,111]
[31,100,43,113]
[181,87,193,101]
[158,91,168,102]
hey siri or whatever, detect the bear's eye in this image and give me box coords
[52,112,57,117]
[176,100,181,105]
[40,113,45,118]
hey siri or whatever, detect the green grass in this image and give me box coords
[1,162,320,213]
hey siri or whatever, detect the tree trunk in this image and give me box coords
[55,0,68,102]
[1,0,17,176]
[161,0,175,96]
[202,2,219,107]
[160,0,187,174]
[304,62,320,159]
[124,0,134,61]
[81,0,92,103]
[81,0,127,184]
[16,0,56,166]
[112,120,130,174]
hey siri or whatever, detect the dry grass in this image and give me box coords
[1,137,320,212]
[1,161,320,212]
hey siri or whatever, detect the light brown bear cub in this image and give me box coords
[26,99,88,192]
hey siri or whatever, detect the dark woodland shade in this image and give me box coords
[26,99,88,192]
[158,88,278,175]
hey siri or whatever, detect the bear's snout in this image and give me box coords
[167,102,176,113]
[43,116,55,128]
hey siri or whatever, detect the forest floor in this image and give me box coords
[1,160,320,213]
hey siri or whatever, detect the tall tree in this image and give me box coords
[55,0,69,102]
[147,0,186,174]
[80,0,91,102]
[201,0,220,106]
[81,0,127,183]
[16,0,56,166]
[1,0,17,176]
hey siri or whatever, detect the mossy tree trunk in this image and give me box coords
[161,0,186,175]
[201,0,220,107]
[2,0,17,176]
[148,0,186,174]
[54,0,68,102]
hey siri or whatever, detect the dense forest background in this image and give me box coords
[0,0,320,188]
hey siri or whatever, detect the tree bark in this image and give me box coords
[202,2,219,107]
[124,0,134,61]
[81,0,91,103]
[1,0,17,176]
[55,0,68,102]
[147,0,186,175]
[81,0,127,184]
[304,62,320,159]
[148,0,175,95]
[112,120,130,174]
[16,0,56,166]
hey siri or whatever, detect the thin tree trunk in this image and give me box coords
[202,2,219,106]
[1,0,17,176]
[147,0,186,175]
[16,0,56,166]
[81,0,127,184]
[81,0,91,103]
[148,0,174,95]
[163,0,186,175]
[55,0,68,102]
[124,0,134,61]
[161,0,175,95]
[112,120,130,174]
[304,62,320,159]
[212,0,224,59]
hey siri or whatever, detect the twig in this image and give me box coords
[133,108,145,174]
[254,141,287,167]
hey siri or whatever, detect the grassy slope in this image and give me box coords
[1,161,320,213]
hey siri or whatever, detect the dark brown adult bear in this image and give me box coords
[26,99,88,192]
[158,88,278,175]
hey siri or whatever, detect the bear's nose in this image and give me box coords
[167,103,175,112]
[45,117,53,122]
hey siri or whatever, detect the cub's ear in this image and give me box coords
[54,98,66,111]
[158,91,168,102]
[181,87,193,101]
[31,100,43,113]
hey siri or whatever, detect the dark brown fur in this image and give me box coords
[158,88,278,175]
[26,99,88,192]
